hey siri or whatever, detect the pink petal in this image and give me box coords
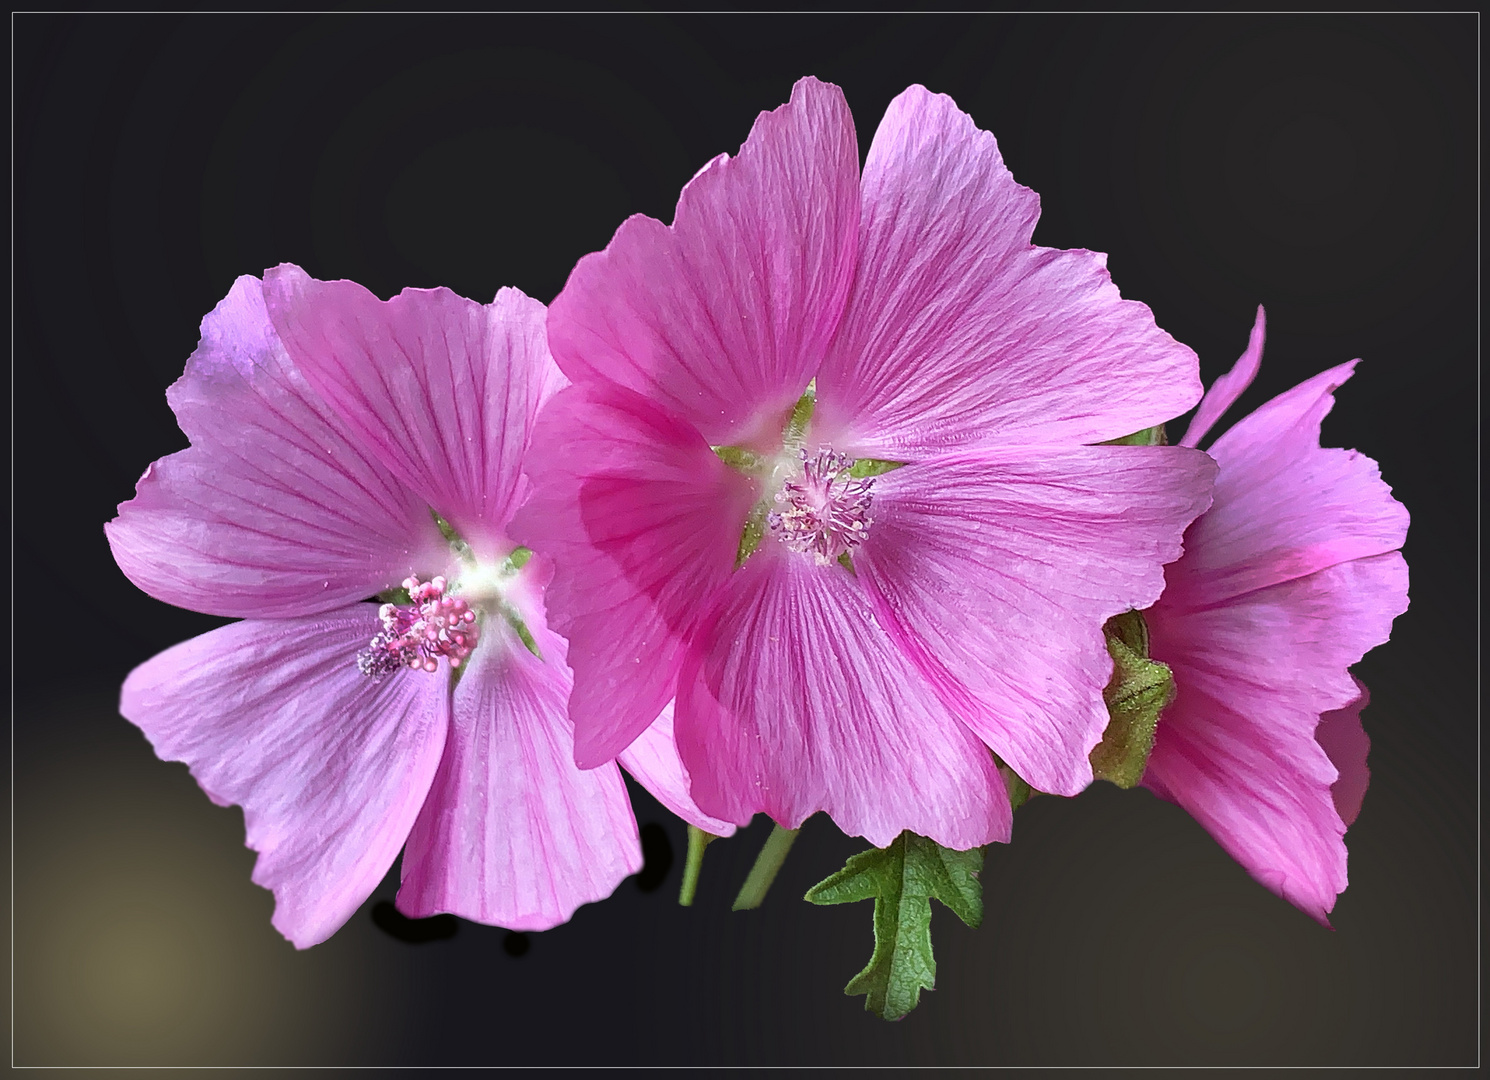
[264,267,563,555]
[674,547,1010,851]
[119,607,449,948]
[617,703,738,837]
[1163,362,1411,608]
[546,76,860,447]
[857,444,1216,796]
[1145,553,1408,924]
[813,85,1202,456]
[1315,678,1371,828]
[397,620,642,930]
[1178,305,1267,448]
[105,275,449,619]
[509,382,755,768]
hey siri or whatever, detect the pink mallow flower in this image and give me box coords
[105,266,730,948]
[1142,307,1410,924]
[512,78,1218,850]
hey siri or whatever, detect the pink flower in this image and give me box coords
[512,78,1218,850]
[105,267,730,948]
[1142,307,1410,924]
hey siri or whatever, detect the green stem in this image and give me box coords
[679,825,716,907]
[731,824,801,911]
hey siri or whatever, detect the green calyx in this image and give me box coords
[1090,609,1173,788]
[1101,424,1168,446]
[805,831,984,1021]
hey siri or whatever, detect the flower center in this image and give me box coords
[767,448,875,565]
[358,574,480,679]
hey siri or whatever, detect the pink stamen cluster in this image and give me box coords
[768,448,875,565]
[357,574,479,680]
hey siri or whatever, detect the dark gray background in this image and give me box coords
[12,13,1476,1066]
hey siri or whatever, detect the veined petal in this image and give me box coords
[546,76,860,447]
[674,548,1010,851]
[618,703,738,836]
[1316,678,1371,828]
[1163,362,1410,608]
[1178,306,1267,449]
[814,85,1201,456]
[397,622,642,930]
[858,445,1216,796]
[1145,554,1408,924]
[265,267,563,554]
[118,607,449,948]
[509,382,754,768]
[106,275,449,619]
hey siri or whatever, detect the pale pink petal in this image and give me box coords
[674,547,1010,851]
[396,619,641,930]
[813,86,1201,456]
[509,382,755,768]
[617,703,738,837]
[1142,682,1346,926]
[1163,362,1410,608]
[546,76,859,447]
[1315,678,1371,827]
[106,275,449,619]
[1178,305,1266,448]
[265,267,563,555]
[1144,553,1408,923]
[118,607,449,948]
[857,445,1216,796]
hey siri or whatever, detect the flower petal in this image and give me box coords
[1144,553,1407,924]
[546,76,860,447]
[1316,678,1371,828]
[1163,362,1411,608]
[674,548,1010,851]
[814,85,1201,456]
[396,622,642,930]
[105,275,449,618]
[509,382,755,768]
[264,267,562,554]
[857,445,1216,796]
[1177,305,1266,449]
[118,607,449,948]
[617,703,738,836]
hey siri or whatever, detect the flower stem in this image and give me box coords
[679,825,716,907]
[731,824,801,911]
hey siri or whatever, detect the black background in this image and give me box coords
[12,13,1476,1066]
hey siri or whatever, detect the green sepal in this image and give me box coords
[1000,764,1034,812]
[848,458,905,478]
[805,831,984,1021]
[836,551,856,575]
[713,445,768,473]
[375,585,413,606]
[429,507,476,563]
[735,502,768,569]
[782,382,816,448]
[1101,424,1167,446]
[504,546,533,572]
[500,601,542,659]
[1090,610,1173,788]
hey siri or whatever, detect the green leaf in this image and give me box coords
[1089,610,1173,788]
[805,832,983,1020]
[1101,424,1168,446]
